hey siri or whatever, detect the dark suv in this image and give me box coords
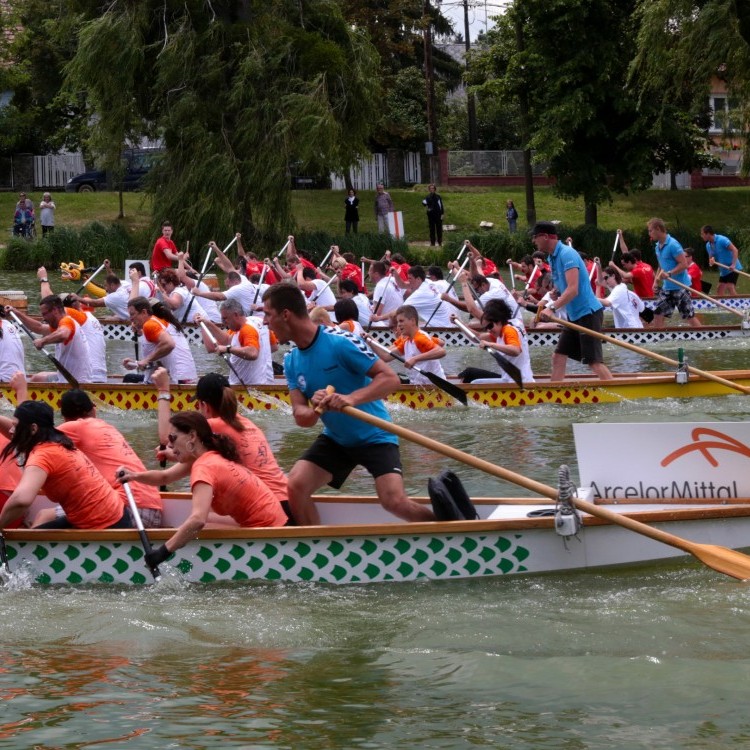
[65,148,162,193]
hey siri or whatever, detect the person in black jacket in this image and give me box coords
[344,188,359,234]
[422,184,444,246]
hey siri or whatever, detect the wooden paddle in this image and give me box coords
[8,309,79,388]
[365,336,468,405]
[337,403,750,580]
[451,315,524,388]
[545,313,750,396]
[120,477,161,581]
[710,259,750,281]
[667,277,745,319]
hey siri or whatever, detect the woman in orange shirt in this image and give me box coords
[0,401,133,530]
[117,410,288,570]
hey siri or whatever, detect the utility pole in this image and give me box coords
[463,0,478,149]
[424,0,441,183]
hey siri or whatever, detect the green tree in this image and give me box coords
[64,0,380,245]
[0,0,84,155]
[631,0,750,172]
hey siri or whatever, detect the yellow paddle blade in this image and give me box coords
[690,544,750,581]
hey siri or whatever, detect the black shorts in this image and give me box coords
[300,433,403,490]
[555,309,605,364]
[719,271,739,285]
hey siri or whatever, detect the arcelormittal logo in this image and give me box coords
[661,428,750,468]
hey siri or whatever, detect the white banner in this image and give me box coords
[574,422,750,500]
[387,211,405,239]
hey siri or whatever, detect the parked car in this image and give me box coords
[65,148,162,193]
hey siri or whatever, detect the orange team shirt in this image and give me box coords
[208,416,288,502]
[190,451,287,527]
[337,320,356,333]
[393,330,438,355]
[142,315,170,344]
[26,443,125,528]
[58,419,162,511]
[0,435,23,527]
[48,314,78,345]
[489,324,521,349]
[229,324,260,350]
[64,306,88,326]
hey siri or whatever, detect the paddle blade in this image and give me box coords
[691,544,750,581]
[487,349,523,388]
[422,370,468,405]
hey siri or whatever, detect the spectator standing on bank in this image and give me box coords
[422,183,444,247]
[374,183,395,234]
[505,200,519,233]
[39,193,56,236]
[344,189,359,234]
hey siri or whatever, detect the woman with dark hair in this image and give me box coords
[123,296,197,383]
[0,401,134,530]
[152,368,289,509]
[156,267,207,324]
[117,410,288,568]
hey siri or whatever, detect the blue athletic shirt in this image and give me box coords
[706,234,743,272]
[548,241,603,321]
[655,234,691,291]
[284,325,398,448]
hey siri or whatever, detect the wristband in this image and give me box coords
[157,392,171,402]
[40,278,49,283]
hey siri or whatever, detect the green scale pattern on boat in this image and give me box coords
[5,533,532,585]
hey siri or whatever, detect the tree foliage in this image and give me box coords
[64,0,380,245]
[630,0,750,170]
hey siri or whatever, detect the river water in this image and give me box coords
[1,270,750,748]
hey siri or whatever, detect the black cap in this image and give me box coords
[196,372,230,405]
[14,400,55,428]
[530,221,558,237]
[60,389,95,420]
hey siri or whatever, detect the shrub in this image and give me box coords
[0,222,141,271]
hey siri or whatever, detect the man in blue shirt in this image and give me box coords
[534,221,613,381]
[701,225,744,296]
[648,217,701,328]
[262,283,435,526]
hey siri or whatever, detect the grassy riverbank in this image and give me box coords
[3,185,749,242]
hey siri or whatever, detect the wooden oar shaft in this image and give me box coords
[547,314,750,395]
[341,405,555,498]
[711,260,750,280]
[668,277,744,318]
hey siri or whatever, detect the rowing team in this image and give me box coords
[0,285,496,569]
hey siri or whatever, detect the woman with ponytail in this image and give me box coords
[117,410,288,569]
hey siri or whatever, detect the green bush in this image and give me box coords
[0,222,142,271]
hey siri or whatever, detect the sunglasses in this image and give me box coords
[484,320,499,331]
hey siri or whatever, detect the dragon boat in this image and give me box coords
[91,318,750,347]
[4,489,750,586]
[2,369,749,412]
[4,422,750,586]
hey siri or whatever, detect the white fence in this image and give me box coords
[34,152,86,188]
[330,152,421,190]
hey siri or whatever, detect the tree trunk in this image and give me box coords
[670,171,678,190]
[515,16,536,228]
[118,189,124,219]
[584,201,597,227]
[344,172,353,192]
